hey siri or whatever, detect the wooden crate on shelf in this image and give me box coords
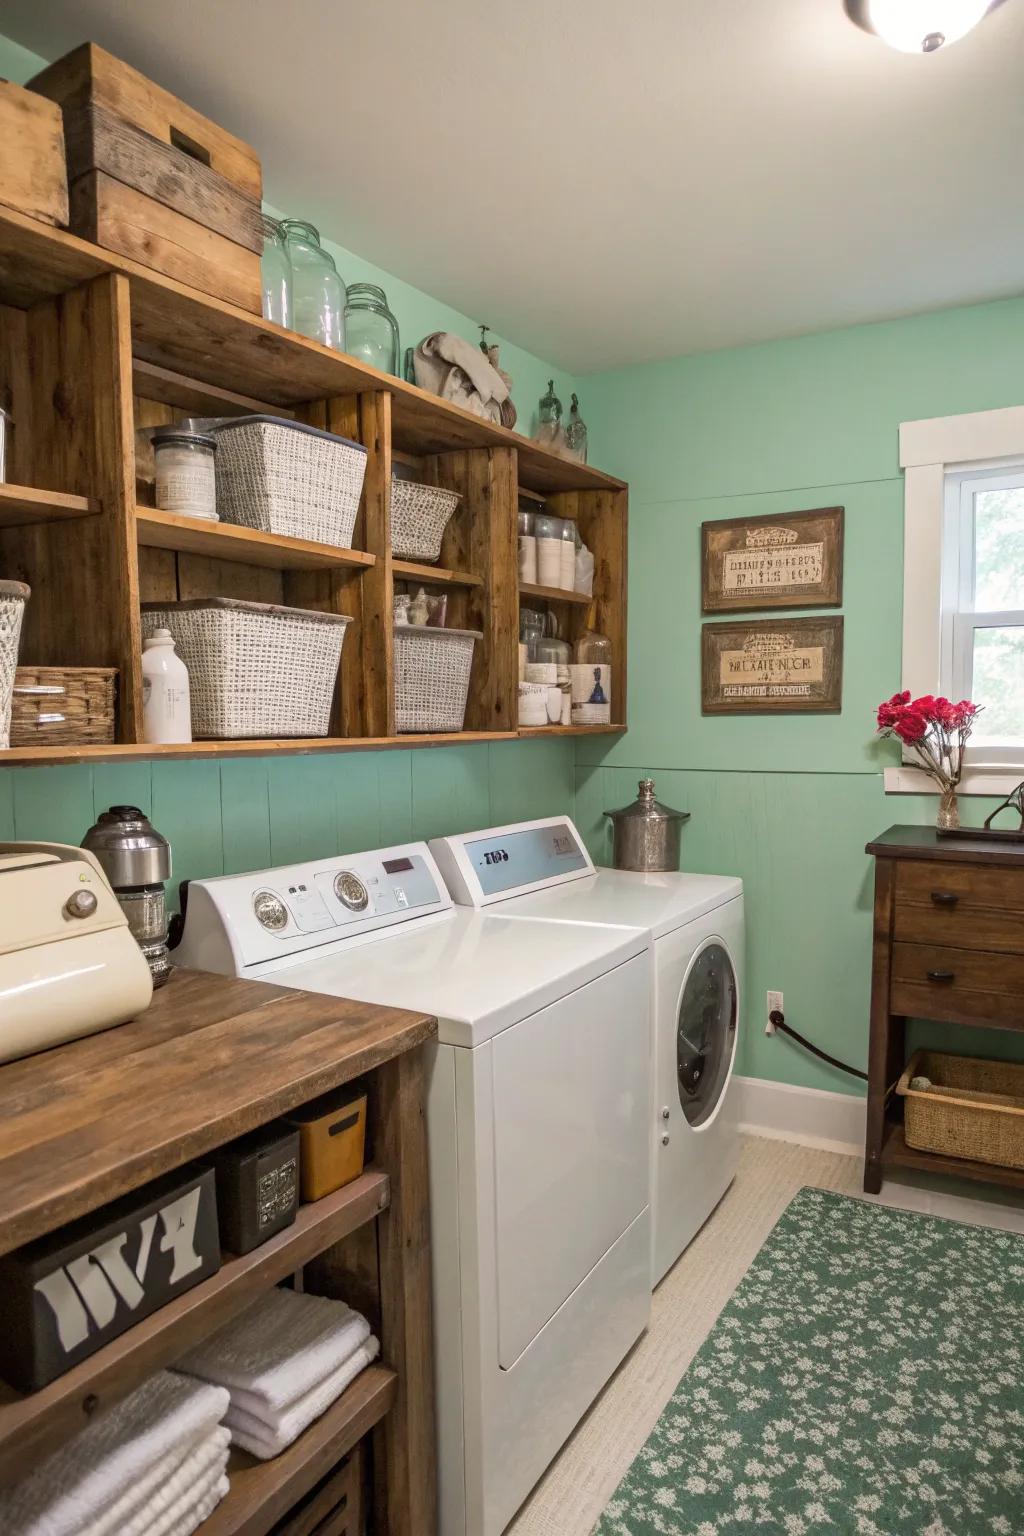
[30,43,262,312]
[0,82,68,228]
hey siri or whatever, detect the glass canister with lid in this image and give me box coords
[518,509,537,584]
[344,282,400,374]
[533,513,562,588]
[526,636,572,724]
[260,215,292,328]
[152,428,218,520]
[281,220,346,350]
[571,627,612,725]
[558,519,577,590]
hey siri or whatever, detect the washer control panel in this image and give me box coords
[178,842,452,972]
[429,817,594,906]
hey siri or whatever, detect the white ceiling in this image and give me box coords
[4,0,1023,372]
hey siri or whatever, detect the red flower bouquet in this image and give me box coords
[875,692,980,829]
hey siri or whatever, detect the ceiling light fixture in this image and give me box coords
[845,0,1005,52]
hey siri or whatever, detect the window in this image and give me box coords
[943,464,1024,764]
[898,403,1024,793]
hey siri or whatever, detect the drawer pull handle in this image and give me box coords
[930,891,960,907]
[927,969,956,984]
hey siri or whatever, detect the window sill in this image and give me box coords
[884,766,1023,796]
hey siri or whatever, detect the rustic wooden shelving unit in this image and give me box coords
[0,967,438,1535]
[0,205,628,760]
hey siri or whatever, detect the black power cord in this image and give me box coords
[768,1010,867,1083]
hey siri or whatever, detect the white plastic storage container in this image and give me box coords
[213,416,367,548]
[393,624,479,733]
[390,475,461,562]
[141,599,351,739]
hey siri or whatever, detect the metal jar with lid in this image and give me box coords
[604,778,691,872]
[82,806,173,986]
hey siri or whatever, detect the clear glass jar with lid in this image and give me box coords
[517,509,537,584]
[574,627,612,665]
[344,282,400,374]
[152,428,217,520]
[533,513,562,588]
[526,637,572,724]
[260,215,292,328]
[558,519,577,589]
[519,606,546,657]
[281,220,346,350]
[572,627,612,725]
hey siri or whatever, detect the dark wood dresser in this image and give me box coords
[865,825,1024,1194]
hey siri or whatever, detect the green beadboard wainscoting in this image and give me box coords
[0,740,576,910]
[578,294,1024,1098]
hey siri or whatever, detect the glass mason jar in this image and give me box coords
[344,282,400,375]
[260,215,292,328]
[281,220,346,350]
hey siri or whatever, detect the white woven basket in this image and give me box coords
[394,624,479,733]
[0,581,29,749]
[214,416,367,548]
[390,476,461,562]
[142,599,351,739]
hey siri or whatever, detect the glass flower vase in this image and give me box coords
[936,784,960,832]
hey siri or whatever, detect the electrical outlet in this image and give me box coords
[765,990,783,1036]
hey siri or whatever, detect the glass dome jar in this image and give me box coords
[344,282,400,375]
[281,220,346,350]
[260,215,292,328]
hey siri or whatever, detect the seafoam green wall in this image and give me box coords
[579,295,1024,1097]
[0,30,580,884]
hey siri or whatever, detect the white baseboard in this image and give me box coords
[734,1074,866,1158]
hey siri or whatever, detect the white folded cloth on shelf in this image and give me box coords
[176,1287,371,1418]
[0,1370,229,1536]
[124,1426,230,1536]
[225,1336,380,1460]
[164,1469,230,1536]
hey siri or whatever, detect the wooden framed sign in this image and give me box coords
[701,616,844,714]
[701,506,844,612]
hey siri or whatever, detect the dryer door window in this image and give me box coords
[677,942,737,1128]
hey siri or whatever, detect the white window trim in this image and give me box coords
[893,404,1024,797]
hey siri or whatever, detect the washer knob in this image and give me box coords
[661,1132,670,1146]
[253,889,288,932]
[64,888,98,920]
[334,871,369,911]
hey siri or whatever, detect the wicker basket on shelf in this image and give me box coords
[214,416,368,548]
[142,599,351,739]
[10,666,117,746]
[896,1050,1024,1170]
[390,476,461,562]
[0,581,30,750]
[393,624,479,732]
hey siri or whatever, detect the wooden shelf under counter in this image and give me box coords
[0,968,438,1532]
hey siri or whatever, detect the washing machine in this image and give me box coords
[429,818,744,1285]
[177,840,651,1536]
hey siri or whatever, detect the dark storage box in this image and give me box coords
[215,1122,300,1255]
[0,1163,219,1392]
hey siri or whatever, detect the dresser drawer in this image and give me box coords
[891,942,1024,1029]
[893,860,1024,956]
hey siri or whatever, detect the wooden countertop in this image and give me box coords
[866,823,1024,867]
[0,968,436,1257]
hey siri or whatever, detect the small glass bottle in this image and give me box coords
[536,379,563,449]
[518,510,537,584]
[152,429,217,520]
[260,215,292,328]
[344,282,400,375]
[566,394,588,464]
[559,519,577,590]
[281,220,346,350]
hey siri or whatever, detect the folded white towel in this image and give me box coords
[92,1424,229,1536]
[225,1337,380,1460]
[146,1436,229,1536]
[165,1471,229,1536]
[125,1426,230,1536]
[0,1371,229,1536]
[176,1288,371,1417]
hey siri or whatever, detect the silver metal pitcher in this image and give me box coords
[604,779,690,872]
[82,806,173,986]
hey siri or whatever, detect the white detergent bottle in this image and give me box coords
[142,628,192,744]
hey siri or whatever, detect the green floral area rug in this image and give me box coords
[595,1187,1024,1536]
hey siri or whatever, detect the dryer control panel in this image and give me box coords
[430,817,594,907]
[176,842,452,974]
